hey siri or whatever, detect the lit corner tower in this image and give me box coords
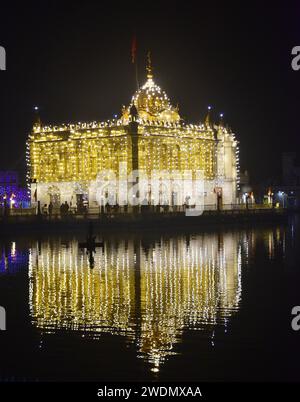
[27,106,41,203]
[215,114,238,205]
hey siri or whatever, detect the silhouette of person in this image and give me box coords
[48,202,53,217]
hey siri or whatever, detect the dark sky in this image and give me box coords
[0,1,299,183]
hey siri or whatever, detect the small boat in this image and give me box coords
[79,237,104,250]
[79,222,104,254]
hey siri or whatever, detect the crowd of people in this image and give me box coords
[42,201,70,216]
[40,200,188,217]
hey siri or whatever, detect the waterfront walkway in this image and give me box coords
[0,204,287,232]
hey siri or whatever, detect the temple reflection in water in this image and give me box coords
[28,232,243,371]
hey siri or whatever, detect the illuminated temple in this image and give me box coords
[27,57,240,209]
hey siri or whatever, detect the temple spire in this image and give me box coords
[205,106,212,127]
[219,113,224,127]
[146,51,153,79]
[33,106,41,129]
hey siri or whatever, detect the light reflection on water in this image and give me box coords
[27,232,244,372]
[0,222,293,380]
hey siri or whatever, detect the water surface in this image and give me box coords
[0,219,299,381]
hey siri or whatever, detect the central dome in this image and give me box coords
[121,55,180,123]
[133,77,171,117]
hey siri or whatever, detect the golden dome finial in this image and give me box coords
[146,51,153,79]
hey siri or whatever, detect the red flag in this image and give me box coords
[131,35,137,64]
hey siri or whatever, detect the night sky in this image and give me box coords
[0,1,299,184]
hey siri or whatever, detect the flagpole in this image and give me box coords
[131,35,139,90]
[135,58,139,90]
